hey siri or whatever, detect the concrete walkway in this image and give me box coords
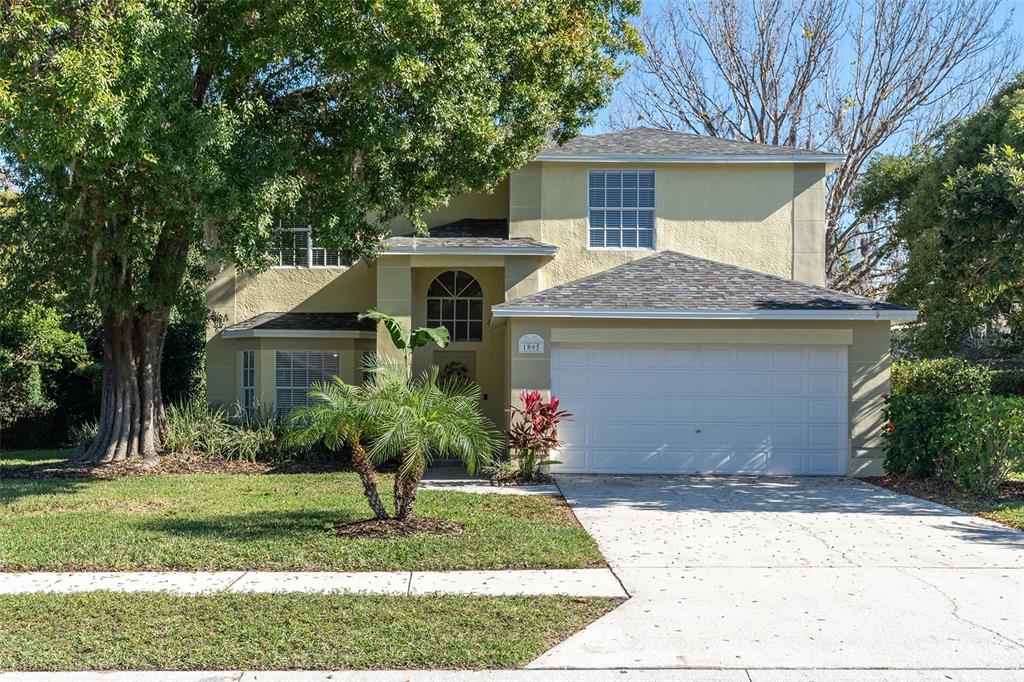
[0,568,624,597]
[4,669,1024,681]
[532,475,1024,671]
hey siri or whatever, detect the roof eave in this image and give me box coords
[535,153,847,165]
[491,307,918,322]
[381,245,557,257]
[221,329,377,339]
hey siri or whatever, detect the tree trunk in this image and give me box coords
[77,308,170,466]
[395,469,423,520]
[351,441,389,520]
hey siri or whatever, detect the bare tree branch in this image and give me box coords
[610,0,1019,294]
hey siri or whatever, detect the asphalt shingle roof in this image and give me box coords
[538,128,844,161]
[494,251,910,313]
[224,311,375,334]
[426,218,509,239]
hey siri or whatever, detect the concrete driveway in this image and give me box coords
[531,476,1024,671]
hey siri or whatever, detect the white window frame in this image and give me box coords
[587,169,656,251]
[269,218,345,269]
[273,350,341,417]
[426,270,485,342]
[240,350,256,413]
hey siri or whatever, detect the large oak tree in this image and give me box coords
[0,0,639,465]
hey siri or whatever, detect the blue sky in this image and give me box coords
[585,0,1024,134]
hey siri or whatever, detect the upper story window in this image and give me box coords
[427,270,484,342]
[270,213,344,268]
[588,170,655,249]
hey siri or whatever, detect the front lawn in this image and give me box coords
[0,592,618,670]
[869,470,1024,531]
[0,469,602,571]
[0,449,73,467]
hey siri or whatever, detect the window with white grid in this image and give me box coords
[270,212,344,267]
[427,270,484,342]
[240,351,256,412]
[588,170,655,249]
[274,351,341,417]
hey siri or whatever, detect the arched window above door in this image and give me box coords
[427,270,484,342]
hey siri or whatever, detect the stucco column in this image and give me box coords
[792,165,827,285]
[375,255,413,364]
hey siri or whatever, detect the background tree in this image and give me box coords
[859,75,1024,355]
[0,0,639,465]
[610,0,1018,293]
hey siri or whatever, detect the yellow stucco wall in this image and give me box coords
[507,161,827,289]
[506,317,891,476]
[410,266,507,428]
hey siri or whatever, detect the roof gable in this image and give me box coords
[493,251,915,321]
[537,128,844,164]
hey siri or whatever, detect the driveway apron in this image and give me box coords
[530,475,1024,670]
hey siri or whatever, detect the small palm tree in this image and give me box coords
[287,377,390,520]
[363,359,500,520]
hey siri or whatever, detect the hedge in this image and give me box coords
[890,358,992,397]
[991,369,1024,397]
[883,395,1024,495]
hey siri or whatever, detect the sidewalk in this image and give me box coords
[3,669,1024,681]
[0,568,625,597]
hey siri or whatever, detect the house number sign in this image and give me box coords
[518,334,544,354]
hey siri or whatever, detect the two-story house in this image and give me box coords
[205,128,915,477]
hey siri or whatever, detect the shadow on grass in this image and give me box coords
[137,510,396,543]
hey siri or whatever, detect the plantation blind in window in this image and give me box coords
[274,351,340,417]
[588,169,655,249]
[241,351,256,413]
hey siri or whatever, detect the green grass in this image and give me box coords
[0,448,72,467]
[0,592,619,671]
[0,471,603,571]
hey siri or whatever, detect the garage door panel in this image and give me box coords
[807,450,844,474]
[699,373,733,395]
[589,347,626,368]
[554,346,589,367]
[766,451,806,475]
[697,399,733,420]
[736,399,770,419]
[623,370,664,396]
[733,348,772,369]
[664,348,699,369]
[771,374,805,395]
[773,349,805,369]
[659,397,697,419]
[700,348,734,369]
[808,399,843,421]
[809,348,844,369]
[550,344,848,475]
[808,372,845,396]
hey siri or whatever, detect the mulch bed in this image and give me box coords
[866,474,1024,506]
[1,454,355,480]
[326,517,464,539]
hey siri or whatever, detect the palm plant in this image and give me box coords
[287,377,389,520]
[363,359,500,520]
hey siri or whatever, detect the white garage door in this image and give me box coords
[550,344,848,475]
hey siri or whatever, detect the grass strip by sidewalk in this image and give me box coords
[0,471,603,571]
[0,592,620,671]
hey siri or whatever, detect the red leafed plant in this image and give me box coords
[505,390,572,480]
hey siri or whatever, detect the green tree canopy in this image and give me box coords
[0,0,639,464]
[859,74,1024,355]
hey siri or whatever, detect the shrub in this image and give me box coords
[882,395,952,479]
[936,396,1024,496]
[991,369,1024,397]
[163,400,303,462]
[890,358,992,397]
[884,394,1024,495]
[499,390,571,482]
